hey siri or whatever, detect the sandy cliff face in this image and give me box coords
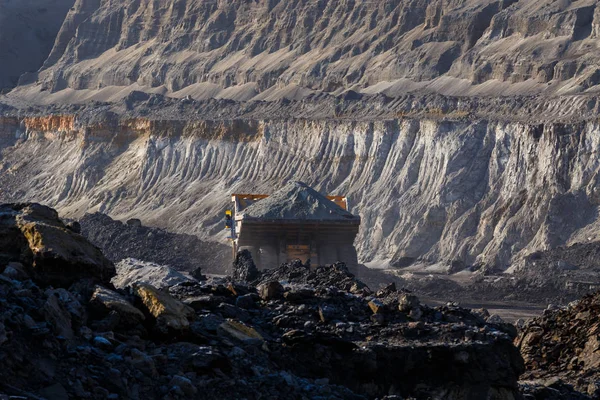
[2,115,600,270]
[3,0,598,101]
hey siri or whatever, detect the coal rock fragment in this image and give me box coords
[232,249,259,282]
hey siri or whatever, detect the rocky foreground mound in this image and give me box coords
[0,205,525,399]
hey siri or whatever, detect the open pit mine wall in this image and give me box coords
[28,0,600,97]
[1,115,599,270]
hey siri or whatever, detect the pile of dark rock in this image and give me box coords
[407,272,576,306]
[231,249,259,282]
[255,257,369,294]
[224,253,524,399]
[0,204,525,399]
[79,213,230,275]
[516,292,600,399]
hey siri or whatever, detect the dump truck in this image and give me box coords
[225,181,360,271]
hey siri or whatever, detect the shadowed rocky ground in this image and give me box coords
[0,203,528,400]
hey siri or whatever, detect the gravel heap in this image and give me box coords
[254,259,369,293]
[79,213,230,275]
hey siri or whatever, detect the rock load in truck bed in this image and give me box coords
[233,181,361,271]
[240,181,359,222]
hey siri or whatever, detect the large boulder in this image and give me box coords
[112,258,193,290]
[257,281,284,301]
[0,203,115,286]
[89,285,145,327]
[133,283,194,335]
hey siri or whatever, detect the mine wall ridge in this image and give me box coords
[2,92,600,126]
[0,111,595,145]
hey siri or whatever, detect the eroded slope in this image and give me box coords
[2,114,600,270]
[8,0,600,102]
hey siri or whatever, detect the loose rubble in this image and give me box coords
[256,259,369,293]
[516,292,600,398]
[0,209,525,399]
